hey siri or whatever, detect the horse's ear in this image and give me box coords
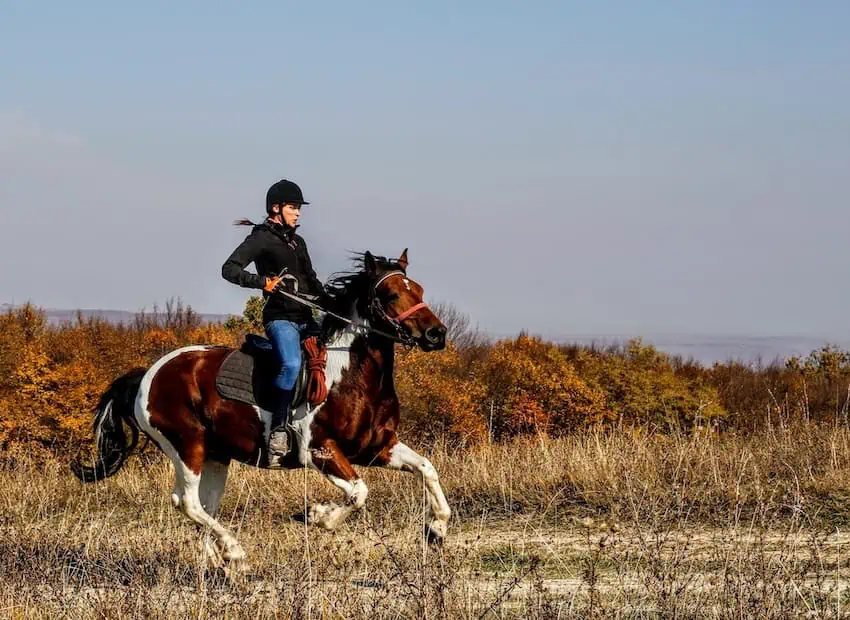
[364,251,377,275]
[398,248,408,270]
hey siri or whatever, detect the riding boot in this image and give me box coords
[268,388,293,458]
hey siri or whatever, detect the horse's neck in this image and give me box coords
[324,307,395,395]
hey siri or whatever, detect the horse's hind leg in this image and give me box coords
[199,459,230,517]
[168,456,228,515]
[197,459,232,567]
[134,348,246,566]
[174,457,246,562]
[308,439,368,530]
[380,441,451,542]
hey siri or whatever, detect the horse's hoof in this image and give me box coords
[425,520,447,545]
[222,545,247,562]
[307,503,339,530]
[224,558,251,580]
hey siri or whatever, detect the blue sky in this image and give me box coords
[1,2,849,338]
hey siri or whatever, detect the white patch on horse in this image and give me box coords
[322,318,361,388]
[198,459,229,516]
[387,441,451,539]
[289,311,361,468]
[134,345,245,563]
[135,345,210,464]
[307,477,368,530]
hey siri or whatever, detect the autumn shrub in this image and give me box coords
[0,302,240,452]
[704,346,850,429]
[0,303,44,394]
[563,338,726,429]
[478,335,612,439]
[4,299,850,456]
[784,345,850,419]
[395,343,489,445]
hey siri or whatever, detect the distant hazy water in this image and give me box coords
[554,334,850,367]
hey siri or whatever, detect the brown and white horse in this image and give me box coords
[71,249,451,566]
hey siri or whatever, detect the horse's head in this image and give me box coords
[363,248,447,351]
[324,248,447,350]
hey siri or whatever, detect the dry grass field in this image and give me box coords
[3,423,850,618]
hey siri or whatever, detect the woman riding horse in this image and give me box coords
[221,178,329,459]
[72,240,451,568]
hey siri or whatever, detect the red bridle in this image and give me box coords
[372,271,429,323]
[394,301,429,322]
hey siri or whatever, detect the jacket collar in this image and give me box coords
[263,218,299,245]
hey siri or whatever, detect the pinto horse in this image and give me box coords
[71,249,450,566]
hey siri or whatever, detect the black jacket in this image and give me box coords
[221,220,325,324]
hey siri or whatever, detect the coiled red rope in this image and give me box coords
[303,336,328,405]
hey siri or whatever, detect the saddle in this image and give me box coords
[214,334,329,412]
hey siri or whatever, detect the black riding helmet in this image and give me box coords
[266,179,309,214]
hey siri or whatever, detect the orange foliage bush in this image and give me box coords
[397,335,612,444]
[395,343,488,445]
[3,299,850,456]
[0,303,239,452]
[480,335,612,439]
[565,338,726,429]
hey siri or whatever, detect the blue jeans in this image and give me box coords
[264,320,310,392]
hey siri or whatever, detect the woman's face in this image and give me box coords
[281,203,301,227]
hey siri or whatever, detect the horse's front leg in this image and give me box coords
[381,441,451,543]
[307,439,368,530]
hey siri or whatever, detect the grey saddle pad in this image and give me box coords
[215,346,307,411]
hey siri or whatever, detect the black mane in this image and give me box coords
[320,252,405,343]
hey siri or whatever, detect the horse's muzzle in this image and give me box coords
[421,325,447,351]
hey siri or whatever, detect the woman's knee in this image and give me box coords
[279,349,301,386]
[266,320,303,390]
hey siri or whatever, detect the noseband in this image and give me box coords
[370,271,429,345]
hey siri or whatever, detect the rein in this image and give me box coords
[272,271,427,346]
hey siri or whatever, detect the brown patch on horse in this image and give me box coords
[311,335,402,465]
[147,347,269,470]
[309,434,359,482]
[195,349,271,463]
[146,350,213,474]
[368,435,401,467]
